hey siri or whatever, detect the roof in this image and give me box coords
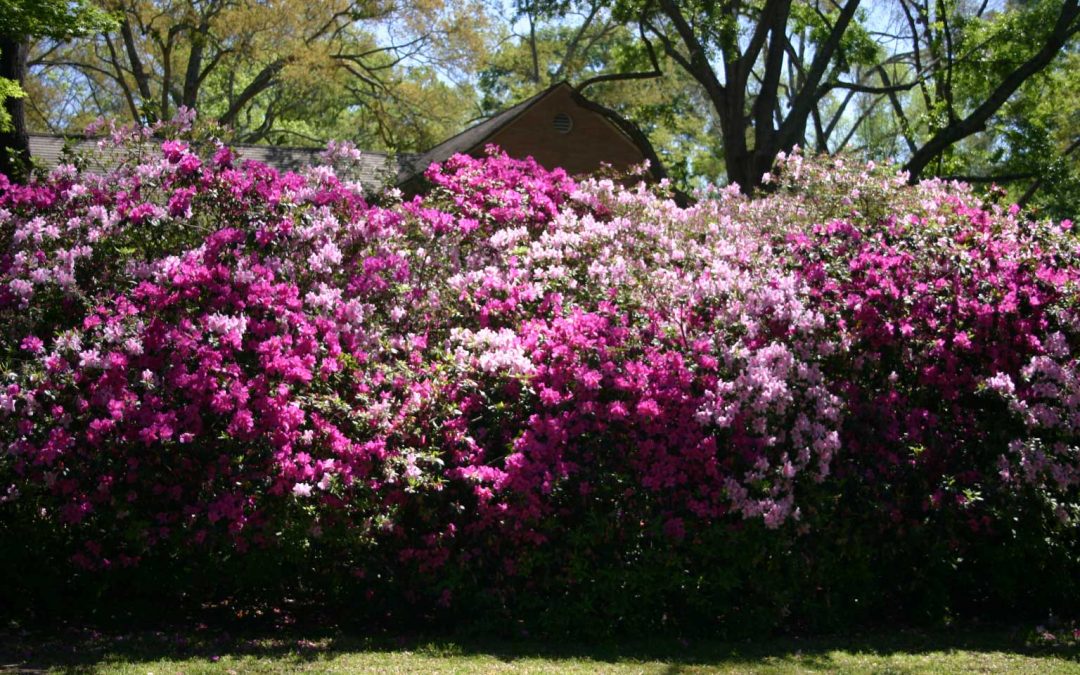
[27,134,399,190]
[395,82,573,184]
[26,83,671,193]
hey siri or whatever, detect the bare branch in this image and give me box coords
[101,34,141,121]
[218,58,287,127]
[554,0,602,80]
[751,0,793,141]
[775,0,861,152]
[876,64,917,154]
[578,18,663,92]
[118,19,153,106]
[820,79,918,95]
[835,94,883,152]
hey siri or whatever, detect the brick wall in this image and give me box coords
[484,86,647,177]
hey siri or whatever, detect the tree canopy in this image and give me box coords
[472,0,1078,208]
[29,0,489,149]
[9,0,1080,213]
[1,0,115,177]
[524,0,1080,191]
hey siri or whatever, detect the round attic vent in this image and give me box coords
[553,112,573,134]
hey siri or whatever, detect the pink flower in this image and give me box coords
[20,336,44,353]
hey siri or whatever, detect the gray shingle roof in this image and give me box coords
[27,134,400,191]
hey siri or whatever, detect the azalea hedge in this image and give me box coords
[1,119,1078,635]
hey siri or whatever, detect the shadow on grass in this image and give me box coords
[3,621,1079,673]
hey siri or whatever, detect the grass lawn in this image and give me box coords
[3,623,1079,674]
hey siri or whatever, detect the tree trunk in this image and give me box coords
[0,34,30,181]
[720,87,754,192]
[723,131,753,192]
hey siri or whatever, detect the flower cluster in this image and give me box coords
[1,128,1077,627]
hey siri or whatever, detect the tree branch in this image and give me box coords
[554,0,602,80]
[752,0,793,142]
[578,18,663,91]
[740,0,787,80]
[823,87,857,145]
[217,59,287,127]
[819,79,919,95]
[118,19,153,109]
[101,34,141,121]
[835,94,883,152]
[905,0,1080,180]
[655,0,727,104]
[876,63,918,154]
[775,0,861,152]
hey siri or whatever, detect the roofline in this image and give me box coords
[395,81,575,184]
[442,81,572,153]
[462,81,574,149]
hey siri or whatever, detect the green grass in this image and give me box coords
[3,625,1079,674]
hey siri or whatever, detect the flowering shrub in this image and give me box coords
[1,129,1078,633]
